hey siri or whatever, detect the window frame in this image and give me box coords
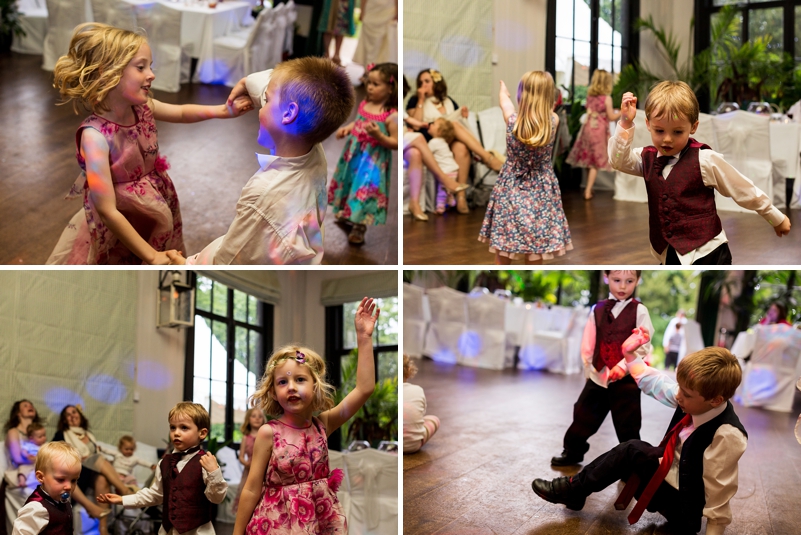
[183,272,274,443]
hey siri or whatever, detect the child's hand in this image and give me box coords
[620,92,638,125]
[166,250,187,265]
[354,296,380,339]
[499,80,511,100]
[97,493,123,505]
[774,215,791,237]
[199,451,220,473]
[336,125,353,139]
[460,106,469,119]
[149,251,175,265]
[227,95,255,117]
[226,77,249,108]
[607,366,626,382]
[621,326,650,354]
[364,121,382,139]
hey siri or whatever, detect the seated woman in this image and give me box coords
[760,300,792,326]
[405,69,503,214]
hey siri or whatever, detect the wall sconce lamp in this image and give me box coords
[157,271,195,328]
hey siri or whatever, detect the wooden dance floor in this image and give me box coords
[0,53,396,265]
[404,358,801,534]
[402,188,801,265]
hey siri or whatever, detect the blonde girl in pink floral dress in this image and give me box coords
[233,297,381,535]
[46,23,253,265]
[565,69,622,200]
[233,408,267,514]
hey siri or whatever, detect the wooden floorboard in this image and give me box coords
[0,52,396,265]
[402,188,801,265]
[404,358,801,535]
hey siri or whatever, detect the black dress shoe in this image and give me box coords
[531,477,586,511]
[550,451,583,466]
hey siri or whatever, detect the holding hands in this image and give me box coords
[774,216,792,237]
[354,297,380,340]
[607,366,626,382]
[165,250,186,265]
[620,92,638,127]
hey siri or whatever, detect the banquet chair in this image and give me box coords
[42,0,89,71]
[423,286,467,364]
[149,3,191,93]
[613,113,651,203]
[462,292,510,370]
[710,110,773,213]
[735,323,801,412]
[90,0,137,30]
[468,106,506,206]
[693,112,717,148]
[268,3,288,68]
[339,449,398,535]
[403,282,428,358]
[11,0,47,55]
[283,0,297,58]
[518,305,581,373]
[677,319,704,363]
[211,6,275,88]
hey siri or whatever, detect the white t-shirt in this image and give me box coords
[403,382,427,452]
[427,137,459,174]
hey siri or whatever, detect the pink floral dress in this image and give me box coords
[566,94,611,169]
[327,100,395,226]
[245,418,346,535]
[232,433,257,513]
[46,104,184,264]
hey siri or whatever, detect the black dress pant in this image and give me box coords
[562,375,642,457]
[664,351,679,370]
[663,243,732,265]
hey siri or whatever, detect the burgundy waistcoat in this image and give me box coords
[592,299,640,371]
[161,451,213,533]
[642,139,722,255]
[24,486,73,535]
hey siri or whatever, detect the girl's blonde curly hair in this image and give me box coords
[250,345,336,417]
[53,22,148,115]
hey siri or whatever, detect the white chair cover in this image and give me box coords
[90,0,136,30]
[403,282,427,358]
[268,2,288,68]
[473,106,506,187]
[423,286,466,364]
[710,110,773,212]
[613,113,650,203]
[338,449,398,535]
[149,3,191,93]
[211,5,274,88]
[518,305,584,374]
[734,324,801,412]
[462,293,509,370]
[42,0,90,71]
[11,0,48,55]
[678,319,704,363]
[283,0,297,57]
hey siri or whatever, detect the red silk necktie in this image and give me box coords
[617,413,693,524]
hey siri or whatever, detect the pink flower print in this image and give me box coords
[290,496,315,525]
[126,179,147,196]
[355,185,370,202]
[314,497,334,521]
[328,180,338,204]
[327,468,344,493]
[262,486,282,505]
[292,460,311,481]
[154,155,170,174]
[341,205,352,219]
[377,193,388,209]
[128,166,143,182]
[312,462,327,480]
[99,122,119,137]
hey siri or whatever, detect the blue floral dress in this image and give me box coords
[479,113,573,260]
[328,100,394,226]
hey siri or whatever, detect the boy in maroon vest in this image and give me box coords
[533,329,747,535]
[13,442,82,535]
[551,270,654,466]
[608,81,790,265]
[98,403,227,535]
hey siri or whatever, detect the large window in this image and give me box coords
[186,274,273,443]
[547,0,638,101]
[703,0,800,57]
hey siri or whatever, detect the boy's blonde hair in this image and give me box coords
[35,442,81,474]
[513,71,555,147]
[587,69,613,97]
[239,407,266,434]
[403,354,418,382]
[26,422,45,436]
[53,23,148,115]
[644,80,700,125]
[250,345,335,417]
[433,118,455,144]
[168,402,210,432]
[677,347,742,401]
[118,435,136,450]
[272,57,355,145]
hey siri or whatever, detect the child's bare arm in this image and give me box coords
[96,493,123,505]
[232,425,274,535]
[150,97,254,123]
[81,129,175,265]
[166,250,187,265]
[364,114,398,149]
[404,115,428,130]
[320,297,379,434]
[336,121,356,139]
[499,80,515,123]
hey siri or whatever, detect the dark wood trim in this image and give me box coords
[325,305,345,451]
[546,0,557,75]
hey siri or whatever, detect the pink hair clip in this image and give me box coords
[389,75,395,84]
[366,63,376,72]
[295,351,306,364]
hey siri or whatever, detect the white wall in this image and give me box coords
[639,0,695,83]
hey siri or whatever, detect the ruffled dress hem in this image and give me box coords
[478,236,574,261]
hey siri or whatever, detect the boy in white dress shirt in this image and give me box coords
[168,58,354,265]
[533,329,747,535]
[608,81,790,265]
[98,403,228,535]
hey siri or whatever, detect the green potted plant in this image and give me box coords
[0,0,25,52]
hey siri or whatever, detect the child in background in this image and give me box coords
[479,72,573,264]
[403,355,440,454]
[427,118,461,214]
[232,297,380,533]
[231,408,266,514]
[533,329,747,535]
[167,58,355,265]
[18,423,48,488]
[98,403,228,535]
[12,442,82,535]
[112,435,156,492]
[565,69,621,200]
[609,82,790,265]
[46,23,253,265]
[551,270,654,466]
[329,63,398,245]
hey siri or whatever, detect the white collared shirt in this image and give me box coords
[186,145,327,265]
[581,294,653,387]
[12,489,62,535]
[627,357,748,534]
[608,123,785,265]
[121,450,228,535]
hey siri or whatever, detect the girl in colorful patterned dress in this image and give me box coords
[565,69,621,200]
[46,23,253,265]
[328,63,398,245]
[479,72,573,264]
[232,297,380,535]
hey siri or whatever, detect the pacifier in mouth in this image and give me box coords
[60,492,70,503]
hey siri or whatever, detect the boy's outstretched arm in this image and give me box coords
[621,328,680,408]
[607,92,644,177]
